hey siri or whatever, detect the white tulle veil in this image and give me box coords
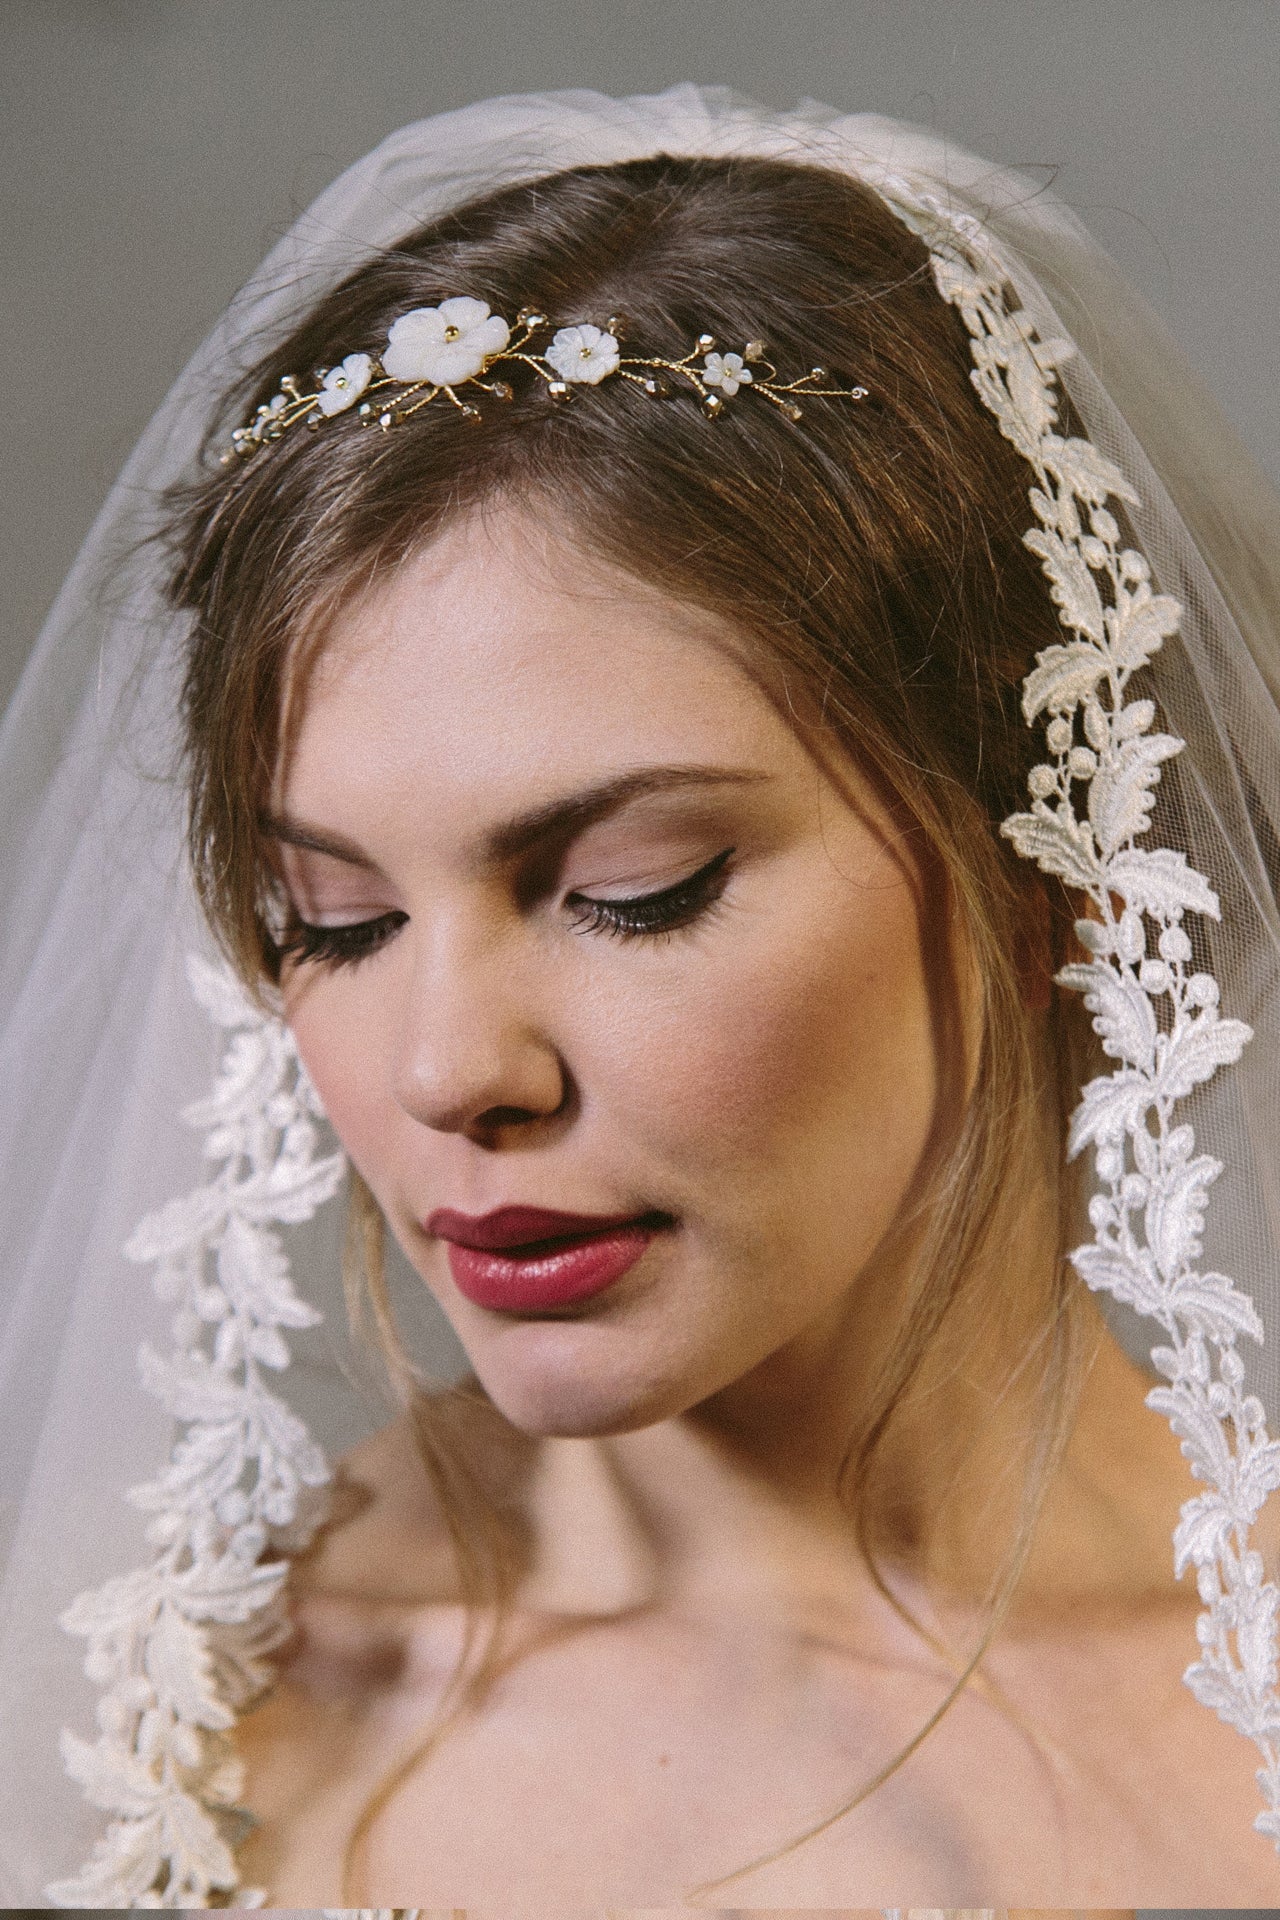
[2,83,1279,1905]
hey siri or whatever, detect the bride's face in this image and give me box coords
[275,507,946,1436]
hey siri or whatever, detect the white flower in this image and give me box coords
[545,324,621,385]
[382,297,510,387]
[702,350,752,397]
[315,353,373,417]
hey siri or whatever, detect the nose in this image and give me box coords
[391,912,569,1139]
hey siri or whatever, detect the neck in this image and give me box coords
[592,1188,1185,1633]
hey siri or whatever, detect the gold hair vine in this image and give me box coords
[224,297,868,460]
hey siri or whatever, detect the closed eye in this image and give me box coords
[281,909,408,970]
[279,845,736,967]
[565,846,735,940]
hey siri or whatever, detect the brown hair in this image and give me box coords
[167,153,1090,1885]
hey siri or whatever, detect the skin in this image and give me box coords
[232,505,1278,1906]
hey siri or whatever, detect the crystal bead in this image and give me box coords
[547,380,572,402]
[696,332,717,352]
[702,393,724,418]
[518,307,548,330]
[744,339,766,361]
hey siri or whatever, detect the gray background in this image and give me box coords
[2,0,1278,720]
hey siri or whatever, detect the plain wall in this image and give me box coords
[2,0,1277,717]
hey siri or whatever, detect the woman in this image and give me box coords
[2,87,1279,1908]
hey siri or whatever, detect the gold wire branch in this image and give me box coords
[223,304,868,462]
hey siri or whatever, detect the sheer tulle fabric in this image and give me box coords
[1,85,1279,1903]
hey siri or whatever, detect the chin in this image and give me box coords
[462,1315,704,1439]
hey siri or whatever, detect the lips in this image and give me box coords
[426,1204,669,1312]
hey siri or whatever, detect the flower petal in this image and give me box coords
[382,308,447,382]
[437,295,495,332]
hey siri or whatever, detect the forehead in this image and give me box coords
[281,507,821,838]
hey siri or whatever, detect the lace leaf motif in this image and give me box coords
[47,956,344,1908]
[908,201,1280,1843]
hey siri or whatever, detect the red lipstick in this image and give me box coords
[426,1204,667,1312]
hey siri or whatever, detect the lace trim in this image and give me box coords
[891,186,1280,1844]
[47,956,345,1907]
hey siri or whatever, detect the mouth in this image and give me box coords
[425,1204,674,1313]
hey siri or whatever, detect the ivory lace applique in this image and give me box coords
[892,184,1280,1845]
[48,956,345,1907]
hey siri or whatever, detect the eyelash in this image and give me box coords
[282,846,736,973]
[565,845,736,940]
[280,911,408,971]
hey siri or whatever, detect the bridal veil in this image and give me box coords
[1,84,1279,1904]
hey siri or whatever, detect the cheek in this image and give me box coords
[581,865,939,1238]
[284,981,396,1185]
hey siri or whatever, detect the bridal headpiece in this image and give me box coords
[225,298,868,458]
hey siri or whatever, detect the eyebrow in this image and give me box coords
[260,765,770,870]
